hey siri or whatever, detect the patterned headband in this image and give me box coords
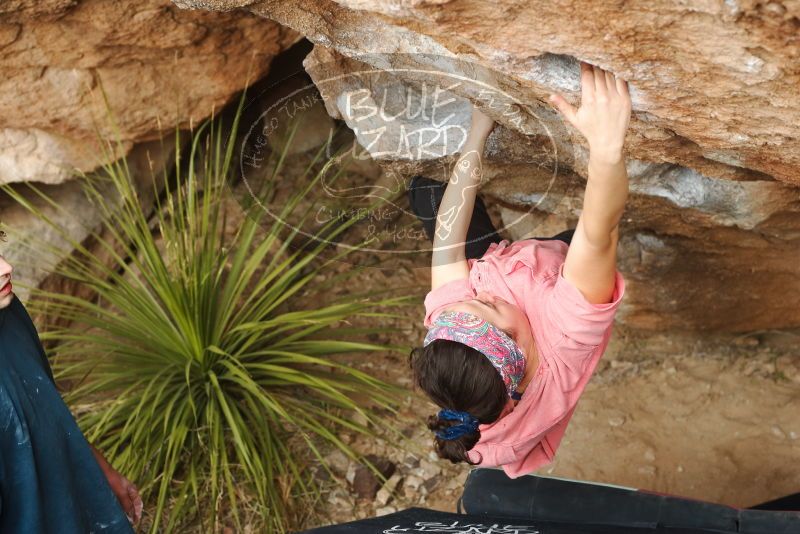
[423,310,526,399]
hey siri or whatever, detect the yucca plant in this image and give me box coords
[3,99,408,532]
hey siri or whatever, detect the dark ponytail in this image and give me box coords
[409,339,508,464]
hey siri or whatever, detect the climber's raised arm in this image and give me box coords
[549,62,631,304]
[430,106,495,290]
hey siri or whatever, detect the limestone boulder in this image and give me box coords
[0,0,301,185]
[173,0,800,333]
[304,47,800,332]
[173,0,800,185]
[0,138,177,302]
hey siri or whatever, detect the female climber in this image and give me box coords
[408,62,631,477]
[0,248,142,532]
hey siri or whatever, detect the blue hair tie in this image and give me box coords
[435,409,480,440]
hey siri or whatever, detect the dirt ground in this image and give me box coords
[546,336,800,502]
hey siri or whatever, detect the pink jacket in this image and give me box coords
[423,238,625,477]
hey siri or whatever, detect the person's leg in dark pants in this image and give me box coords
[408,175,574,256]
[407,175,501,260]
[748,493,800,511]
[537,228,575,246]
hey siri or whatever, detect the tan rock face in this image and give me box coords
[0,0,301,184]
[0,139,177,302]
[176,0,800,333]
[177,0,800,184]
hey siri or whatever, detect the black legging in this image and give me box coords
[407,175,574,259]
[748,492,800,511]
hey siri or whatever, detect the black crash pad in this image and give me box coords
[461,469,800,534]
[298,506,720,533]
[298,469,800,533]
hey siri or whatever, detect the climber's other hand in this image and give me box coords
[549,61,631,160]
[469,104,496,139]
